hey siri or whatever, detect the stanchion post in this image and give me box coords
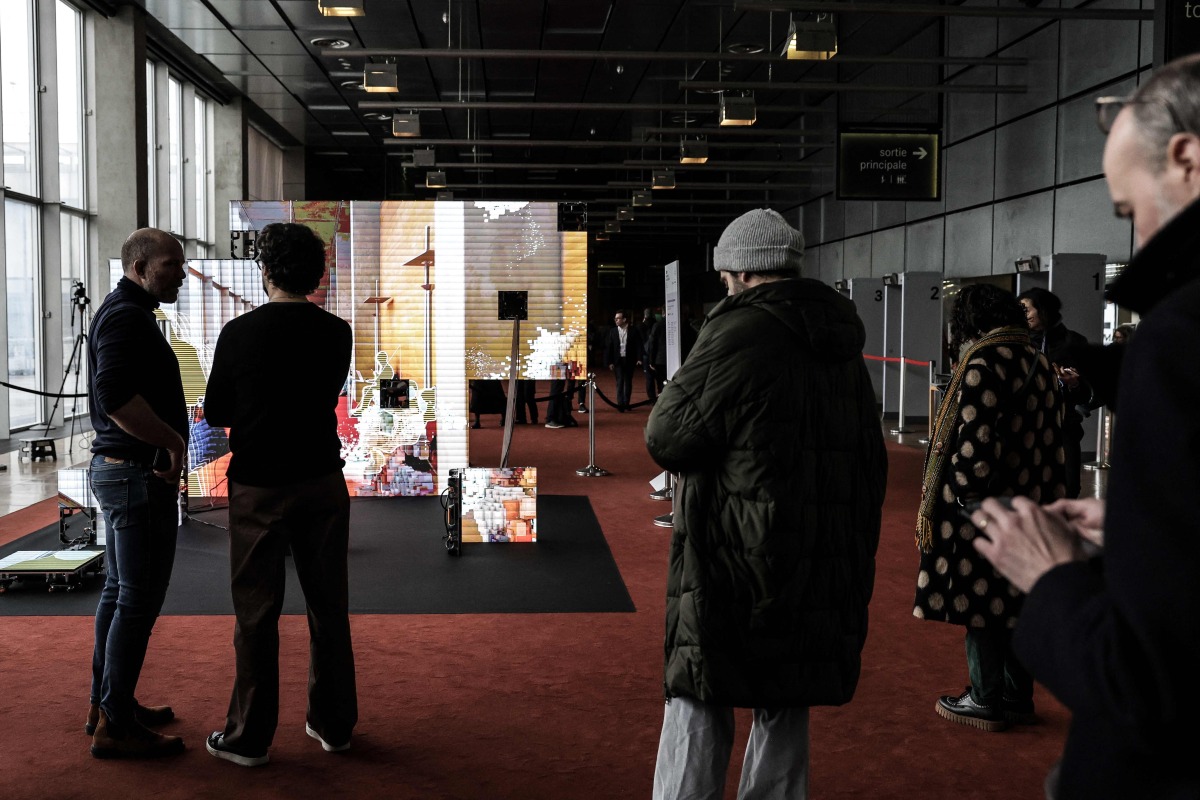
[889,358,911,435]
[576,373,610,477]
[919,361,936,445]
[1083,407,1112,471]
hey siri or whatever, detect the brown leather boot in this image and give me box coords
[90,710,185,759]
[86,702,175,735]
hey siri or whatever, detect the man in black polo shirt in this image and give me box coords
[86,227,188,759]
[203,222,356,767]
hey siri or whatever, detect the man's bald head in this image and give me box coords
[1103,56,1200,247]
[119,227,185,304]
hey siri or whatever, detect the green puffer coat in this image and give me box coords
[645,278,887,708]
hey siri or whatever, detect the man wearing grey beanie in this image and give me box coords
[646,208,887,799]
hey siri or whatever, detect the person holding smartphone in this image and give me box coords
[971,56,1200,799]
[914,284,1068,733]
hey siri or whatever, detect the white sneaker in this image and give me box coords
[305,723,350,753]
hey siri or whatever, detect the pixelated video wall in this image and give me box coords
[125,201,586,500]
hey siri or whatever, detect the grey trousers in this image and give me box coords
[652,695,810,800]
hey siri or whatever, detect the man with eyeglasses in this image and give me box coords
[968,56,1200,799]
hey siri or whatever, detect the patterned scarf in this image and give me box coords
[915,326,1032,553]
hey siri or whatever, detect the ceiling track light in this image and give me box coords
[605,220,622,233]
[392,112,420,137]
[617,207,635,221]
[652,169,676,189]
[318,0,365,17]
[426,171,447,188]
[785,13,837,60]
[632,191,653,207]
[718,92,757,126]
[363,62,398,93]
[679,136,709,164]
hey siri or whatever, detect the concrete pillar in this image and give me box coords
[212,96,245,259]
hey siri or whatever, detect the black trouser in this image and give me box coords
[613,359,635,408]
[222,471,357,753]
[514,379,538,423]
[965,628,1032,707]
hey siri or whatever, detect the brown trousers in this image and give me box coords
[221,471,357,753]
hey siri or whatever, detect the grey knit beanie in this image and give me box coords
[712,208,805,273]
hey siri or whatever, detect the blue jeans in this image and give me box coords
[89,455,179,727]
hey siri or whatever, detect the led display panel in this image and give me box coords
[117,201,586,502]
[457,466,537,543]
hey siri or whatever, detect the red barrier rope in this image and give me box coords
[862,354,932,367]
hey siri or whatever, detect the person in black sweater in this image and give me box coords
[86,227,188,759]
[203,222,357,767]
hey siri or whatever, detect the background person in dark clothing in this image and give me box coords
[86,227,189,760]
[638,307,660,402]
[914,284,1066,734]
[646,209,886,799]
[602,309,642,411]
[1017,287,1091,498]
[203,222,357,767]
[971,55,1200,799]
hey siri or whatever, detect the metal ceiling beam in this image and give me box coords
[735,2,1152,20]
[421,161,828,172]
[326,47,1026,68]
[378,138,832,150]
[434,182,811,191]
[358,100,826,113]
[681,80,1025,94]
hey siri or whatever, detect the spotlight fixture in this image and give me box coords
[632,191,653,207]
[882,272,900,286]
[1015,255,1042,273]
[617,207,635,221]
[317,0,365,17]
[785,13,837,60]
[605,220,621,233]
[719,92,757,127]
[412,147,435,166]
[595,231,610,241]
[392,112,420,137]
[363,62,398,93]
[679,136,708,164]
[651,169,676,190]
[310,37,351,49]
[426,171,447,189]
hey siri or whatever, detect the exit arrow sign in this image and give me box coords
[837,130,940,201]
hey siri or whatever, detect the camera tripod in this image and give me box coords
[44,281,91,456]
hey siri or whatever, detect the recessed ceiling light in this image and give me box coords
[726,42,764,55]
[311,37,351,49]
[365,112,391,121]
[669,113,699,124]
[340,80,364,90]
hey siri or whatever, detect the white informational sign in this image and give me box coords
[664,260,682,380]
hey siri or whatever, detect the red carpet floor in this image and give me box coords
[0,383,1067,799]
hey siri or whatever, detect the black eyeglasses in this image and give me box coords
[1094,94,1187,135]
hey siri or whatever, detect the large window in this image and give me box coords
[147,60,216,258]
[1,0,38,197]
[60,211,89,411]
[5,200,43,427]
[1,0,89,432]
[56,0,85,209]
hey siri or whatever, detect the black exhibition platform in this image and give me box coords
[0,495,634,616]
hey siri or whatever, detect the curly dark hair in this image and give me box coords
[256,222,326,296]
[1016,286,1063,329]
[949,284,1027,354]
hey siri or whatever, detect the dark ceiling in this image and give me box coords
[128,0,1149,245]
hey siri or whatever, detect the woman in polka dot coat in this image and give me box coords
[913,284,1068,732]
